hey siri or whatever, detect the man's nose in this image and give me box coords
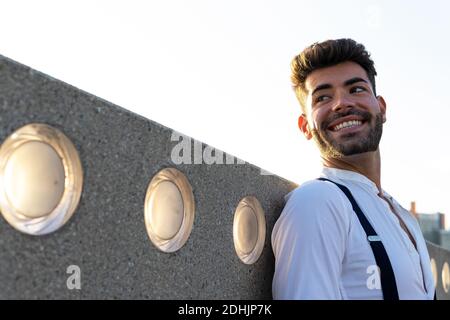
[332,92,356,113]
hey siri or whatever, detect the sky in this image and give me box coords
[1,0,449,228]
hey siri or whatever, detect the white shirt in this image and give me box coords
[272,167,435,300]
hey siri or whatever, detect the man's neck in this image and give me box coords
[321,149,382,194]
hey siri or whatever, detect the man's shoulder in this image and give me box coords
[274,178,353,240]
[286,178,346,204]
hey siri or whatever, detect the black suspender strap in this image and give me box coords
[317,177,399,300]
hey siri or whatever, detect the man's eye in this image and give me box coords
[316,95,330,102]
[351,86,366,93]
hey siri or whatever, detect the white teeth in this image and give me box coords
[333,120,362,131]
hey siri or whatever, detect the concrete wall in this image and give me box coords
[0,55,297,299]
[0,55,449,300]
[427,242,450,299]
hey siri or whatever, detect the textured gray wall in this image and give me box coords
[426,243,450,300]
[1,55,449,300]
[0,55,297,299]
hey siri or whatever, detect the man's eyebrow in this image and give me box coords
[311,77,369,96]
[311,83,332,96]
[344,77,368,86]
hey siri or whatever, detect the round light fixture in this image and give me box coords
[430,258,438,287]
[233,196,266,264]
[442,262,450,293]
[144,168,195,253]
[0,123,83,235]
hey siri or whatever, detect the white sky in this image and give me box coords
[1,0,449,228]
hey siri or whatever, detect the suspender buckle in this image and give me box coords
[368,235,381,242]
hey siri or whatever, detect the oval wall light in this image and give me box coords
[442,261,450,294]
[430,258,438,288]
[233,196,266,264]
[0,123,83,235]
[144,168,195,253]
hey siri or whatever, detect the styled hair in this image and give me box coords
[291,38,377,110]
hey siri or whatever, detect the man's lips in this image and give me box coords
[326,115,367,132]
[331,121,366,135]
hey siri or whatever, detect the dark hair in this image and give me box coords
[291,38,377,110]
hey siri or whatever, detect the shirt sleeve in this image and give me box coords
[271,180,351,299]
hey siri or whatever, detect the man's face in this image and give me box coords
[298,61,386,158]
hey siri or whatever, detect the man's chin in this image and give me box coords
[320,139,376,158]
[312,130,379,158]
[337,143,380,156]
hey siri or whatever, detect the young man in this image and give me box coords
[271,38,435,300]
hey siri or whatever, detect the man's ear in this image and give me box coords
[298,114,313,140]
[377,95,387,123]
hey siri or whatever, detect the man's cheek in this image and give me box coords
[314,120,325,132]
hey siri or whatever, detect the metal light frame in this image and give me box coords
[144,167,195,253]
[233,196,266,265]
[0,123,83,235]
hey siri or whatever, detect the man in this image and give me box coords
[271,38,435,300]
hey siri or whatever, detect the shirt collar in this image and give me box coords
[320,167,380,194]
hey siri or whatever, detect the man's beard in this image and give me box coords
[311,110,383,159]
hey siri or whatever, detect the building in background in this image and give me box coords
[410,201,450,250]
[440,230,450,251]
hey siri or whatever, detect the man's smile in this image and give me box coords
[329,120,367,136]
[326,115,367,132]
